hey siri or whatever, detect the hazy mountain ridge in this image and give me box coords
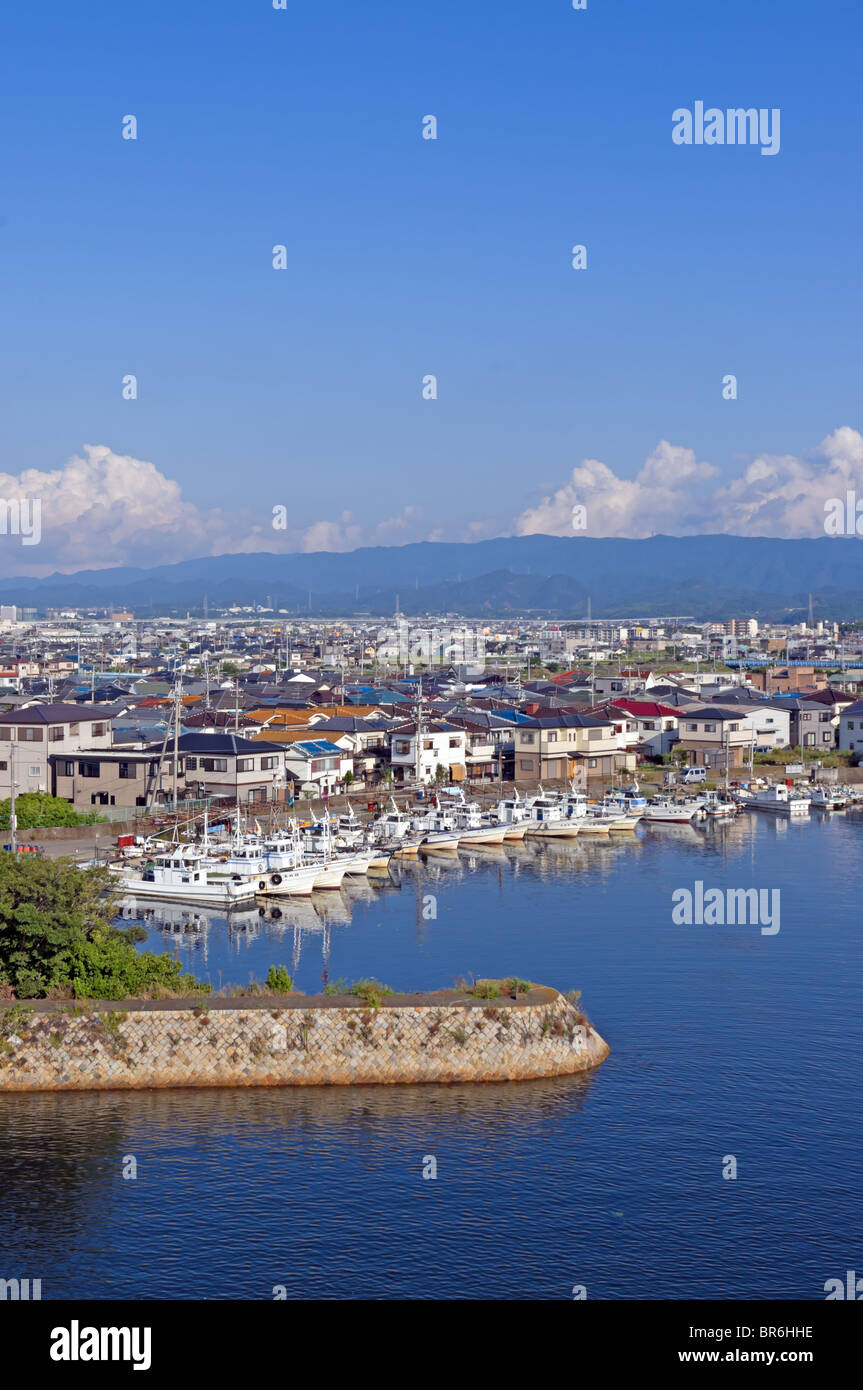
[3,535,863,620]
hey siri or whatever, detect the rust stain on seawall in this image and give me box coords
[0,990,609,1093]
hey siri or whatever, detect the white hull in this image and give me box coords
[256,866,320,897]
[391,839,422,858]
[341,850,381,874]
[115,874,255,906]
[421,832,461,853]
[502,823,528,840]
[367,850,394,869]
[526,822,580,838]
[311,859,350,888]
[457,825,507,846]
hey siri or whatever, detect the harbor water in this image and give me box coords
[1,812,861,1299]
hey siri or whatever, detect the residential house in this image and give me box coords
[389,719,468,784]
[675,707,757,768]
[838,700,863,754]
[0,703,113,800]
[514,712,631,784]
[606,698,682,758]
[51,747,186,812]
[281,739,349,796]
[177,733,287,804]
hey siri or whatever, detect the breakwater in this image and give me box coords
[0,987,609,1092]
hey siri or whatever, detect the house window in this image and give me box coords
[49,726,65,741]
[186,757,198,770]
[19,727,43,742]
[260,756,276,770]
[59,760,75,776]
[704,723,716,733]
[685,723,698,732]
[78,762,100,777]
[236,758,254,772]
[69,723,79,735]
[0,761,6,771]
[118,762,136,779]
[28,765,40,777]
[547,732,558,743]
[519,759,533,771]
[92,723,106,736]
[588,758,597,768]
[448,738,460,749]
[201,758,227,772]
[0,729,10,741]
[823,733,833,743]
[730,723,739,732]
[395,741,410,756]
[521,732,535,744]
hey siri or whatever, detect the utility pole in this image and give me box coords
[415,676,423,790]
[172,675,183,814]
[9,740,16,853]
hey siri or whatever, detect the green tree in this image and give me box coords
[0,793,100,830]
[0,853,210,1000]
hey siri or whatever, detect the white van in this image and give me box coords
[679,766,707,785]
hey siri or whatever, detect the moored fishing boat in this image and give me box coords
[111,845,257,906]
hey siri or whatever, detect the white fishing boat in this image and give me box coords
[640,799,700,824]
[371,802,425,857]
[442,790,507,845]
[111,845,257,906]
[254,863,321,897]
[524,795,580,838]
[745,783,810,816]
[416,808,462,853]
[341,845,392,873]
[809,785,847,811]
[488,793,533,840]
[604,779,648,813]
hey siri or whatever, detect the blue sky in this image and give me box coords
[1,0,862,572]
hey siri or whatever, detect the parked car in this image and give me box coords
[679,767,707,785]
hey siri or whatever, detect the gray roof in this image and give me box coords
[0,702,108,724]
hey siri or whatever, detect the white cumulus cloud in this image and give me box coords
[513,429,863,539]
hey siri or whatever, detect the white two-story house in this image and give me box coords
[389,719,467,784]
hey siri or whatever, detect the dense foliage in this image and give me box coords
[0,852,210,999]
[0,792,101,830]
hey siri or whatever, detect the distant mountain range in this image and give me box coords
[4,535,863,621]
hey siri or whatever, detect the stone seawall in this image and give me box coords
[0,989,609,1093]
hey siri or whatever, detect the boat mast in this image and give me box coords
[172,673,182,814]
[415,676,423,789]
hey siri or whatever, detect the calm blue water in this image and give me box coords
[2,813,861,1299]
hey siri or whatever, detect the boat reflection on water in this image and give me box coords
[116,892,356,976]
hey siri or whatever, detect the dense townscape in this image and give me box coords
[2,607,863,819]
